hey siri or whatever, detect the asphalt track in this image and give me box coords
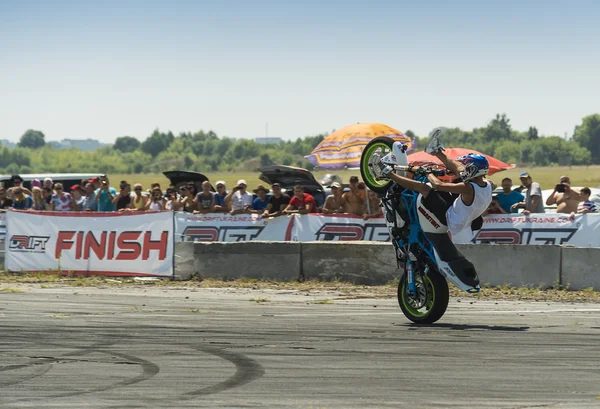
[1,285,599,409]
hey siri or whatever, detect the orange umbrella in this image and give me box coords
[307,123,412,169]
[408,148,515,179]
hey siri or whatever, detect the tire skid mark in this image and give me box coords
[0,363,53,387]
[0,336,160,404]
[183,344,265,397]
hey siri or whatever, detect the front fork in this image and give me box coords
[403,248,418,297]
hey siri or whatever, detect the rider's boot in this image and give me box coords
[426,127,446,155]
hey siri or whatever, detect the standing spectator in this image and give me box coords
[227,179,253,215]
[11,187,33,210]
[483,197,507,216]
[0,187,13,209]
[113,181,132,211]
[51,183,74,211]
[251,185,270,213]
[343,176,366,216]
[165,186,181,211]
[283,185,317,214]
[213,181,229,213]
[545,175,581,214]
[512,172,545,215]
[31,187,50,210]
[83,182,97,211]
[179,184,197,213]
[576,188,598,214]
[363,190,383,220]
[262,183,290,218]
[322,182,346,214]
[129,183,148,211]
[70,185,86,211]
[194,181,215,214]
[31,179,42,190]
[43,177,54,191]
[7,175,32,200]
[147,187,166,211]
[496,178,524,214]
[95,176,117,212]
[42,187,53,208]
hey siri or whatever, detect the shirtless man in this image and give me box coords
[322,182,346,214]
[342,176,366,216]
[545,175,581,214]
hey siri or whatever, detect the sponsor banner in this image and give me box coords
[0,213,5,240]
[5,211,174,277]
[174,213,294,242]
[453,213,600,247]
[291,214,389,241]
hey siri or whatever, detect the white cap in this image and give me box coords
[44,177,53,184]
[237,179,247,186]
[215,180,226,187]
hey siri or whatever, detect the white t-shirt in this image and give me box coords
[231,191,253,211]
[446,180,492,236]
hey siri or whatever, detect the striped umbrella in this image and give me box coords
[306,123,412,170]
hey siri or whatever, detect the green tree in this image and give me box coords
[140,129,174,157]
[573,114,600,164]
[527,126,539,140]
[18,129,45,149]
[113,136,141,153]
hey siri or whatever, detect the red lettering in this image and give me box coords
[84,232,107,260]
[107,231,116,260]
[142,231,169,260]
[75,231,83,259]
[116,231,142,261]
[55,231,75,258]
[418,206,440,229]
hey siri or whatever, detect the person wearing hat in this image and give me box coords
[7,174,32,201]
[70,184,87,211]
[322,182,346,214]
[262,183,290,218]
[43,177,54,191]
[226,179,253,215]
[511,172,545,215]
[250,185,270,213]
[213,181,230,213]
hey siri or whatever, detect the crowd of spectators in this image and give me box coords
[0,174,383,220]
[484,172,598,216]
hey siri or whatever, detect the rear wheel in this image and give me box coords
[360,136,395,194]
[398,262,449,324]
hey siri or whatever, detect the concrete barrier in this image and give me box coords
[456,244,561,288]
[301,241,398,285]
[561,247,600,290]
[173,242,196,281]
[193,241,301,281]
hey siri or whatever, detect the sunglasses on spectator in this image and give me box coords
[55,187,63,191]
[134,188,142,191]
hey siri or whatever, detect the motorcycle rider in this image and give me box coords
[373,128,493,238]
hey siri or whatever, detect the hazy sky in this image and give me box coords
[1,0,598,143]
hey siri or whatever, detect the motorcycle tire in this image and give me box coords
[397,264,449,324]
[360,136,395,194]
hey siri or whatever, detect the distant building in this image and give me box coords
[0,139,16,148]
[254,137,283,145]
[48,139,108,151]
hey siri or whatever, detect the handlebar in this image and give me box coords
[395,165,447,177]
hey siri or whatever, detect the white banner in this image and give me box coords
[5,211,174,277]
[453,213,600,247]
[174,213,294,242]
[291,214,389,241]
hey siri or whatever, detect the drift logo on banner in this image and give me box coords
[314,223,390,241]
[182,226,265,242]
[9,235,50,253]
[472,228,578,245]
[56,231,169,260]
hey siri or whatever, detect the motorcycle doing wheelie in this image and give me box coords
[360,137,481,324]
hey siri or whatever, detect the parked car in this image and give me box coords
[163,170,215,193]
[258,165,331,210]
